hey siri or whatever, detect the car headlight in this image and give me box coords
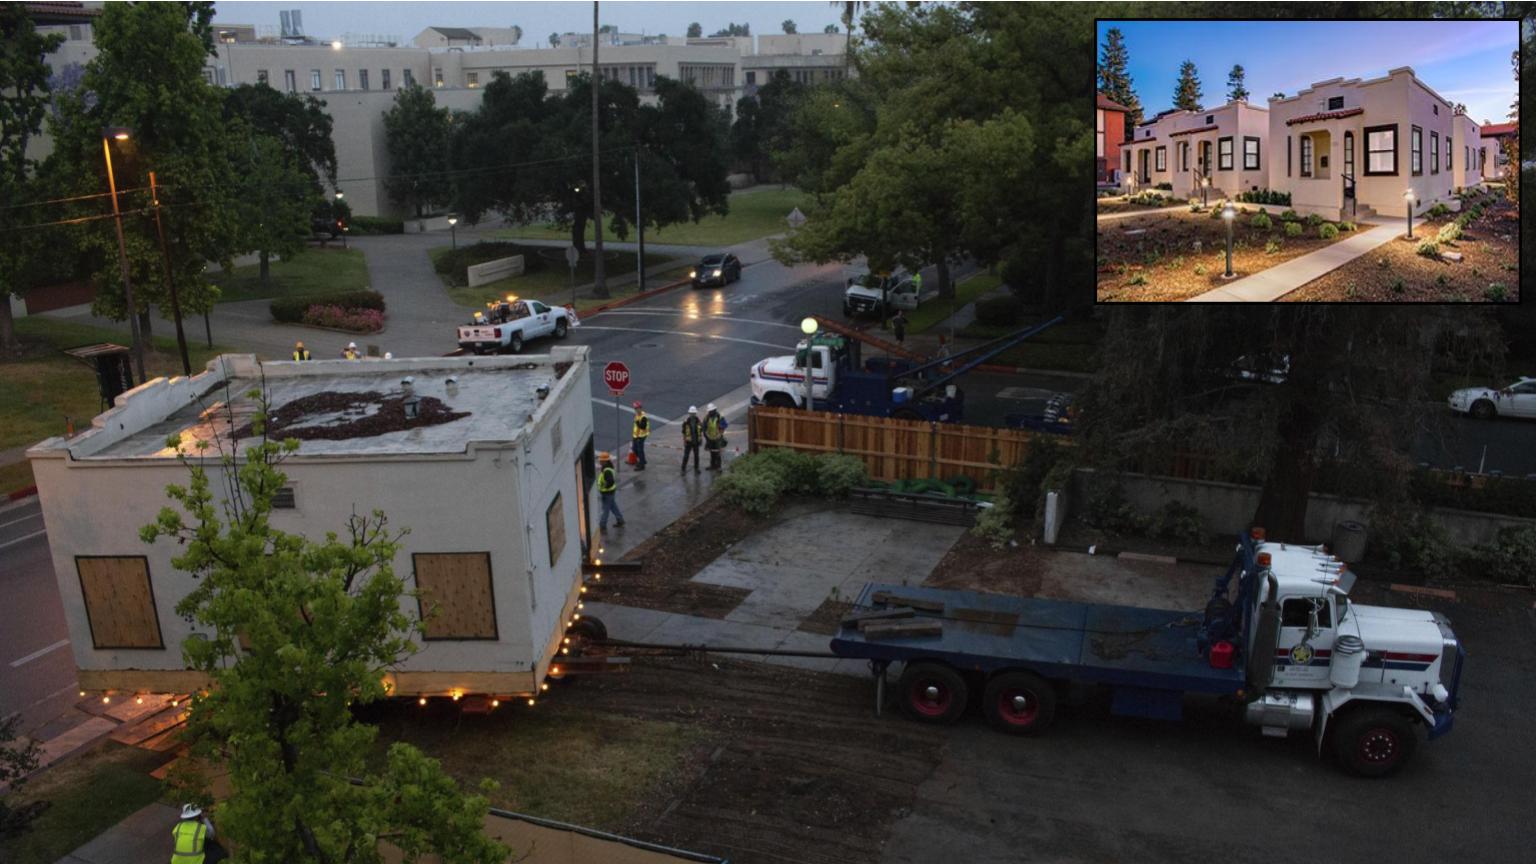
[689,270,697,278]
[713,269,722,277]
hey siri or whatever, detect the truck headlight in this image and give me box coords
[713,269,722,277]
[689,270,697,278]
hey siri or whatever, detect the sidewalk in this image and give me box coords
[1187,217,1406,302]
[53,803,181,864]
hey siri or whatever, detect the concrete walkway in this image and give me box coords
[1187,217,1407,302]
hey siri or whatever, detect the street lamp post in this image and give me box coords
[1404,189,1415,239]
[335,191,347,248]
[102,127,145,384]
[1221,202,1236,279]
[447,214,458,250]
[799,317,818,410]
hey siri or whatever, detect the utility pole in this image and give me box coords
[148,172,191,375]
[634,150,644,292]
[102,129,145,384]
[591,0,607,298]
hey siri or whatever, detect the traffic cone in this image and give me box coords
[626,451,638,466]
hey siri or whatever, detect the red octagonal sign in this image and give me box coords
[603,361,631,395]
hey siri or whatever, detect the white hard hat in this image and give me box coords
[383,352,393,359]
[347,341,357,349]
[688,405,698,414]
[707,403,717,412]
[181,804,202,819]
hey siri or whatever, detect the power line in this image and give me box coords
[0,185,160,213]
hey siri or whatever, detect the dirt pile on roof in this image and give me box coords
[237,390,471,441]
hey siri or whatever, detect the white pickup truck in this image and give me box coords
[842,266,937,318]
[456,298,577,355]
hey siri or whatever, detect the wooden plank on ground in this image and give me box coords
[841,607,915,629]
[872,591,945,613]
[863,620,943,640]
[112,703,189,747]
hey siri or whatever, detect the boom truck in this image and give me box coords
[749,316,1064,422]
[831,530,1464,777]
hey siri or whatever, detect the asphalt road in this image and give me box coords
[0,497,77,734]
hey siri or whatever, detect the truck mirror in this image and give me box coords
[1305,598,1322,643]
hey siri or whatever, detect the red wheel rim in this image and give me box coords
[996,689,1039,726]
[1358,726,1400,764]
[909,679,952,716]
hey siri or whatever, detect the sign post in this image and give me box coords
[604,360,631,473]
[786,207,807,229]
[566,244,580,309]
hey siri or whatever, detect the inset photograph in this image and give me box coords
[1096,19,1520,302]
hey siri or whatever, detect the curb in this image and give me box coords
[7,485,38,501]
[581,277,691,316]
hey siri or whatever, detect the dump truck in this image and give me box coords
[830,530,1464,777]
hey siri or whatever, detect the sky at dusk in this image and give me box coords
[213,1,851,47]
[1098,19,1520,127]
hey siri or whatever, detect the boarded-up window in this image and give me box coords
[546,492,566,567]
[76,556,164,649]
[413,553,498,640]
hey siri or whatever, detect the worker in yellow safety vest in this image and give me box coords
[292,341,311,361]
[680,405,702,475]
[630,401,649,470]
[596,452,625,530]
[171,803,224,863]
[342,341,360,360]
[703,403,729,471]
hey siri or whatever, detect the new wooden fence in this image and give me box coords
[747,406,1053,493]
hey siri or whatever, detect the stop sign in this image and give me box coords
[603,361,631,395]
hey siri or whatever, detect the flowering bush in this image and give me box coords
[302,304,385,333]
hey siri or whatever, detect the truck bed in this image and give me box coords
[831,584,1245,695]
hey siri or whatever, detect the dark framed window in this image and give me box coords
[1286,135,1292,176]
[1430,131,1439,175]
[1444,134,1452,171]
[1327,95,1344,111]
[1300,135,1312,177]
[1217,136,1233,170]
[1181,142,1189,171]
[1432,104,1438,115]
[1364,124,1398,175]
[1344,131,1354,178]
[1155,146,1166,172]
[1243,136,1260,170]
[1205,115,1214,125]
[1410,125,1422,175]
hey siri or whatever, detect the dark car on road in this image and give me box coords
[691,253,742,288]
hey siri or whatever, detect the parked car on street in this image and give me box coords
[1447,376,1536,419]
[691,253,742,288]
[310,216,343,239]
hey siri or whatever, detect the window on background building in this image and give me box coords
[359,69,369,90]
[382,68,391,89]
[1328,95,1344,111]
[466,71,478,87]
[201,68,215,85]
[403,68,414,86]
[1430,131,1438,174]
[646,66,655,88]
[1155,146,1165,171]
[1243,136,1260,170]
[257,69,269,85]
[1365,125,1397,175]
[434,67,444,87]
[1218,136,1233,170]
[284,69,296,92]
[1205,115,1214,125]
[1410,125,1422,175]
[746,70,756,85]
[1300,135,1312,176]
[566,68,579,86]
[69,24,82,40]
[310,69,321,91]
[334,69,346,90]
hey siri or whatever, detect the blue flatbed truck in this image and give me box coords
[830,531,1465,776]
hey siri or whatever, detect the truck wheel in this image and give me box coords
[554,319,569,339]
[982,671,1056,735]
[508,334,524,354]
[1332,706,1418,777]
[1470,399,1496,419]
[763,392,796,409]
[897,662,968,725]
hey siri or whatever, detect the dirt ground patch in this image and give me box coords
[1280,194,1519,302]
[797,595,856,636]
[924,530,1046,595]
[1097,207,1368,301]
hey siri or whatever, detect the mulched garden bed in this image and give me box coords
[235,390,469,440]
[1280,194,1519,302]
[1096,196,1176,215]
[1097,207,1370,302]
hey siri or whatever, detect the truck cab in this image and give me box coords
[842,267,935,317]
[749,336,845,408]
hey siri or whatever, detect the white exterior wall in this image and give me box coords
[1405,73,1455,209]
[1452,114,1483,189]
[1480,137,1504,179]
[27,349,593,695]
[1162,102,1268,198]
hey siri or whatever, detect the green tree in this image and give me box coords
[1272,91,1286,100]
[712,22,752,37]
[686,22,702,37]
[383,84,451,217]
[230,128,314,287]
[733,69,807,182]
[824,23,839,34]
[548,31,560,47]
[141,404,508,864]
[42,1,238,338]
[1173,59,1203,111]
[1096,27,1143,131]
[222,83,337,189]
[0,1,64,356]
[1227,63,1250,102]
[783,19,798,34]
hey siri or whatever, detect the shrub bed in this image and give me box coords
[347,216,405,235]
[433,242,548,287]
[271,290,385,323]
[1318,223,1338,240]
[1284,222,1303,237]
[716,448,868,514]
[300,304,385,333]
[1237,189,1291,205]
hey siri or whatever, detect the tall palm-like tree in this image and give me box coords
[831,1,867,74]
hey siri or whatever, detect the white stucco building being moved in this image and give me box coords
[27,349,598,701]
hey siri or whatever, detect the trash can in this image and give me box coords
[1331,520,1368,564]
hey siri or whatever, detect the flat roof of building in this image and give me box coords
[36,352,584,462]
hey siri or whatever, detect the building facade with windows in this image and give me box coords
[1096,93,1129,184]
[1477,121,1516,180]
[1123,99,1268,198]
[1452,110,1484,190]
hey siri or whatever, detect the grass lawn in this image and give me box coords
[432,246,683,314]
[0,317,232,492]
[906,273,1006,335]
[990,315,1105,372]
[208,247,369,303]
[0,741,167,864]
[366,699,701,830]
[493,187,810,248]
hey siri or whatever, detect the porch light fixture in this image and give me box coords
[1221,202,1237,278]
[1201,175,1210,207]
[1404,189,1416,239]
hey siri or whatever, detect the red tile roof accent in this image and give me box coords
[1480,122,1517,137]
[1169,126,1218,137]
[1285,107,1364,126]
[1097,93,1131,113]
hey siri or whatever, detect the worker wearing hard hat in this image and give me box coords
[170,803,223,863]
[680,405,702,474]
[292,341,310,361]
[630,401,649,471]
[342,342,360,360]
[596,452,625,531]
[704,403,729,471]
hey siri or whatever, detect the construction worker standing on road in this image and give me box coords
[292,341,311,361]
[342,341,360,360]
[680,405,702,474]
[171,803,223,863]
[890,309,908,345]
[630,401,649,471]
[704,403,729,471]
[596,452,625,530]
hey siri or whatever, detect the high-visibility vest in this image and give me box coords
[292,348,310,361]
[632,414,649,440]
[704,414,724,442]
[171,819,207,864]
[597,466,617,494]
[681,417,701,444]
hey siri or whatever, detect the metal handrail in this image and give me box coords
[1342,171,1357,218]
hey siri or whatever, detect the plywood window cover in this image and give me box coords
[76,555,165,650]
[413,552,500,641]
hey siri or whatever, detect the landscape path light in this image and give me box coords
[1404,189,1416,239]
[448,213,459,249]
[1221,202,1236,279]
